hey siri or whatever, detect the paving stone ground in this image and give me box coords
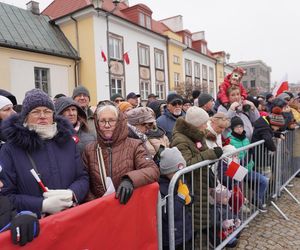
[233,177,300,250]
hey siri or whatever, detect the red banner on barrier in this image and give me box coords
[0,183,159,250]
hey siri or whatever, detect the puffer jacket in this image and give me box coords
[171,117,218,231]
[0,115,89,217]
[82,111,159,201]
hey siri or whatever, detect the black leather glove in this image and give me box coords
[10,211,40,246]
[213,147,223,158]
[115,178,134,205]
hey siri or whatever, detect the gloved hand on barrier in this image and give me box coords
[177,180,192,205]
[10,211,40,246]
[42,195,73,214]
[234,218,241,228]
[213,147,223,158]
[115,178,134,205]
[222,219,234,229]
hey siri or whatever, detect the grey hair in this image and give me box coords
[96,104,119,120]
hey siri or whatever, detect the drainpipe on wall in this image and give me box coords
[71,16,80,86]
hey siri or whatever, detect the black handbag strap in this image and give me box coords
[26,152,41,178]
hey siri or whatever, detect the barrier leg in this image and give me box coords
[157,192,163,250]
[270,201,289,220]
[283,187,300,205]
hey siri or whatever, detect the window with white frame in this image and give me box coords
[185,59,192,76]
[111,77,124,96]
[138,43,150,66]
[202,65,207,80]
[34,67,50,94]
[184,35,192,47]
[109,35,122,60]
[140,80,151,100]
[194,62,200,79]
[155,49,164,70]
[173,55,180,64]
[156,82,165,99]
[209,67,214,82]
[139,12,151,29]
[201,44,207,55]
[174,72,180,87]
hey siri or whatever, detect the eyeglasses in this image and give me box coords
[115,99,124,103]
[98,119,117,127]
[29,109,53,118]
[183,103,191,107]
[171,101,183,106]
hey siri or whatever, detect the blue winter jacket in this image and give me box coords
[0,115,89,217]
[159,176,192,247]
[156,107,184,141]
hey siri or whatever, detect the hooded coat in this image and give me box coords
[82,110,159,201]
[0,115,89,217]
[171,117,218,231]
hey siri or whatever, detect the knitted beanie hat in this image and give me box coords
[185,106,209,127]
[21,89,54,118]
[230,116,244,130]
[269,107,285,127]
[0,96,12,110]
[118,101,133,113]
[214,184,231,203]
[198,93,213,107]
[265,93,273,101]
[54,97,86,119]
[72,86,90,99]
[159,147,186,175]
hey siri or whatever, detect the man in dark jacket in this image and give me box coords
[157,93,184,141]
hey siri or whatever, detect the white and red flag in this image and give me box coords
[123,51,130,65]
[272,74,288,97]
[101,49,107,62]
[225,161,248,182]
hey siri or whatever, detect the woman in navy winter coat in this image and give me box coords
[0,89,89,218]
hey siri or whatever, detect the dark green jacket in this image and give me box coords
[171,117,218,231]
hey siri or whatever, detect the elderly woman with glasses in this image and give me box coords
[82,101,159,204]
[0,89,89,218]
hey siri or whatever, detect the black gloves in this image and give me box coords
[213,147,223,158]
[115,178,134,205]
[10,211,40,246]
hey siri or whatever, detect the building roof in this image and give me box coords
[0,2,79,59]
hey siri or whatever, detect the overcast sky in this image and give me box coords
[2,0,299,84]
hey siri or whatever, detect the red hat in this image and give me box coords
[269,107,285,127]
[230,67,246,81]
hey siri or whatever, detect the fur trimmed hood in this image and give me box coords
[173,117,206,142]
[1,114,74,152]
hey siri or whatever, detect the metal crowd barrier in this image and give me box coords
[158,128,300,250]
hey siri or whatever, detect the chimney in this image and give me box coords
[26,1,40,15]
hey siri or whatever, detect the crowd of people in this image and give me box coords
[0,67,299,248]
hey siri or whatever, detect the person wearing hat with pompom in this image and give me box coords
[0,89,89,218]
[158,147,193,250]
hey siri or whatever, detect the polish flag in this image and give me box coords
[272,74,288,97]
[101,49,107,62]
[123,52,130,65]
[225,161,248,181]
